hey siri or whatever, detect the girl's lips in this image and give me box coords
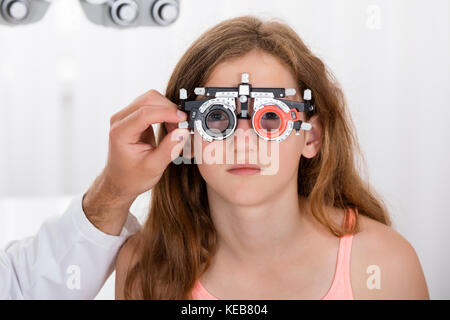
[226,165,261,176]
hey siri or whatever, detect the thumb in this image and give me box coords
[148,128,191,169]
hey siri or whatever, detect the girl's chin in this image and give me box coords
[221,193,270,207]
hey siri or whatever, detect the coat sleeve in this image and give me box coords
[0,194,141,299]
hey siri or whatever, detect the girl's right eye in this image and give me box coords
[206,109,229,132]
[208,112,226,121]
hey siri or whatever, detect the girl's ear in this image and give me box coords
[301,114,322,159]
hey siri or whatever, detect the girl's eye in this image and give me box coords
[260,111,281,131]
[262,112,278,120]
[209,112,226,121]
[206,109,230,132]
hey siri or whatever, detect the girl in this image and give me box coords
[114,15,429,299]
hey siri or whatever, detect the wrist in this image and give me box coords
[82,172,135,235]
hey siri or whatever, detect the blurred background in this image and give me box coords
[0,0,449,299]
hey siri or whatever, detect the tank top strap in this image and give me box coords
[338,207,357,273]
[343,207,358,231]
[322,207,357,299]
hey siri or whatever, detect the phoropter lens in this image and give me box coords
[260,111,281,132]
[205,108,230,133]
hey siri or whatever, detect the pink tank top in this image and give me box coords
[191,208,357,300]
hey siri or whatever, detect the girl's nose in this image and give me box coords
[230,98,258,154]
[235,97,255,132]
[236,116,252,130]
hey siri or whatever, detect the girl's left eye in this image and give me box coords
[260,111,281,131]
[262,112,278,120]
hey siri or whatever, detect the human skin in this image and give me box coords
[82,90,190,235]
[115,49,429,299]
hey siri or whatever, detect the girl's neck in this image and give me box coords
[206,175,313,265]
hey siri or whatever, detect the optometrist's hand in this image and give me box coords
[82,89,190,235]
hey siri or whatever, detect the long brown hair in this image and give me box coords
[124,15,391,299]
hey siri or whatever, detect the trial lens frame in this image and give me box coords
[177,72,314,142]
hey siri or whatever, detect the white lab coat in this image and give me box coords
[0,194,141,299]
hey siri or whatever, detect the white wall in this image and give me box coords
[0,0,449,299]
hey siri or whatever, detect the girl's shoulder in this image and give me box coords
[349,214,429,299]
[115,233,142,299]
[116,232,141,268]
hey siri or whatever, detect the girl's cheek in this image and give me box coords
[194,131,303,169]
[276,135,304,168]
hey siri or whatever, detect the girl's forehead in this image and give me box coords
[204,52,299,91]
[205,69,298,90]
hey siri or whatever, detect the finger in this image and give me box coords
[146,128,191,173]
[111,105,188,144]
[110,89,178,125]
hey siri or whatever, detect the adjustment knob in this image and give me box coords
[1,0,29,23]
[151,0,179,26]
[118,3,138,22]
[9,0,28,20]
[110,0,138,26]
[160,3,177,21]
[303,89,312,100]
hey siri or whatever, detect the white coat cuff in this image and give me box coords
[69,194,141,250]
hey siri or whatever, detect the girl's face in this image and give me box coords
[192,49,320,206]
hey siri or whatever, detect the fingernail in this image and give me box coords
[177,110,187,119]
